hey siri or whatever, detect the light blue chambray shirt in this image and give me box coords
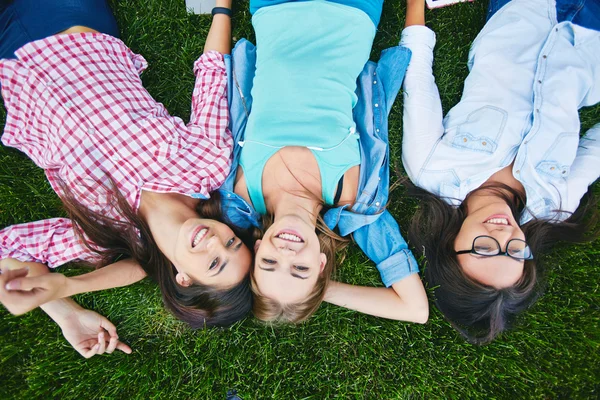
[401,0,600,224]
[217,38,418,287]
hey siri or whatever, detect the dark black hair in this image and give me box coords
[405,181,599,344]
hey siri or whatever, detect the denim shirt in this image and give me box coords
[401,1,600,224]
[218,39,419,287]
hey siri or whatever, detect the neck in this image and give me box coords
[270,190,321,228]
[465,165,525,215]
[138,191,199,237]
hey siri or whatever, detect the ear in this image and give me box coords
[254,239,262,253]
[175,271,192,287]
[319,253,327,275]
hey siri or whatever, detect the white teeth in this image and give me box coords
[485,218,509,225]
[192,228,208,248]
[277,233,302,242]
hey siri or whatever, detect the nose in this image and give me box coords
[206,235,224,251]
[277,246,297,256]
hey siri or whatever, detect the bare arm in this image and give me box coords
[324,275,429,323]
[0,263,132,358]
[405,0,425,27]
[1,258,147,315]
[203,0,232,54]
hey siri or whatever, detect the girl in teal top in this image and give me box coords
[235,0,406,322]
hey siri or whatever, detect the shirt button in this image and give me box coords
[373,71,377,76]
[482,141,487,146]
[524,140,528,144]
[373,80,377,84]
[374,103,379,108]
[562,170,566,174]
[376,129,380,133]
[536,109,540,113]
[375,202,380,206]
[538,80,542,84]
[543,55,547,59]
[227,193,231,198]
[516,170,520,174]
[550,167,555,170]
[463,138,467,142]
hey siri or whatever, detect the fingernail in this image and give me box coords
[5,282,15,290]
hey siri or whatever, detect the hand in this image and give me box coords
[0,268,68,315]
[58,307,132,358]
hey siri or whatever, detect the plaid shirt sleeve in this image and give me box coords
[189,51,231,150]
[0,218,96,268]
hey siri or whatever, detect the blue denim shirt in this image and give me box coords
[218,39,419,287]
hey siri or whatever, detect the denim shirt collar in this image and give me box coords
[221,39,411,235]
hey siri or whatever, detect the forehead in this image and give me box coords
[457,254,525,289]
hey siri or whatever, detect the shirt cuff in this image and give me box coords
[400,25,437,50]
[194,50,226,74]
[376,249,420,287]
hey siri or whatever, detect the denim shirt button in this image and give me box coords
[375,202,380,206]
[376,129,380,133]
[516,170,520,174]
[374,103,379,108]
[373,80,377,84]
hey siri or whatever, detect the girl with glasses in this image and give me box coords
[401,0,600,343]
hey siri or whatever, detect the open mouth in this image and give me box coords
[275,230,304,243]
[484,214,511,226]
[191,226,209,248]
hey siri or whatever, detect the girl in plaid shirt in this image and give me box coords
[0,0,252,357]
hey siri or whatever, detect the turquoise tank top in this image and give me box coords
[239,1,375,214]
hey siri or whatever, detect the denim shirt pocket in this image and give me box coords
[535,132,578,179]
[451,106,507,154]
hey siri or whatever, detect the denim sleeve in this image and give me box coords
[352,210,419,287]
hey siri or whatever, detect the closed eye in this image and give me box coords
[294,265,308,272]
[262,258,276,265]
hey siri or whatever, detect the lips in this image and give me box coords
[275,230,304,243]
[484,214,511,226]
[191,226,208,248]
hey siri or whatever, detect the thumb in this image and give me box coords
[1,268,29,288]
[5,274,47,291]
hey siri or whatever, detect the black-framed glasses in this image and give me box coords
[455,235,534,261]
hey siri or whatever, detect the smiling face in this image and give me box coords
[454,202,526,288]
[252,215,327,304]
[167,218,252,289]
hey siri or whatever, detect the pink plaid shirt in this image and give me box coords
[0,33,232,267]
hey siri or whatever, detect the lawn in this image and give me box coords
[1,0,599,398]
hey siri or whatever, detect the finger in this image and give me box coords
[82,343,100,359]
[116,341,133,354]
[5,275,47,291]
[105,336,118,354]
[100,319,118,338]
[96,332,107,355]
[0,268,29,287]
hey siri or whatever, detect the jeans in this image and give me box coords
[249,0,385,27]
[487,0,600,31]
[0,0,119,60]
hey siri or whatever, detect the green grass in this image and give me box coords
[1,0,599,398]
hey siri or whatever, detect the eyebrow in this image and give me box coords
[258,266,308,280]
[214,241,244,276]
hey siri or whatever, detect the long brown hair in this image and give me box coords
[59,179,259,328]
[406,181,599,344]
